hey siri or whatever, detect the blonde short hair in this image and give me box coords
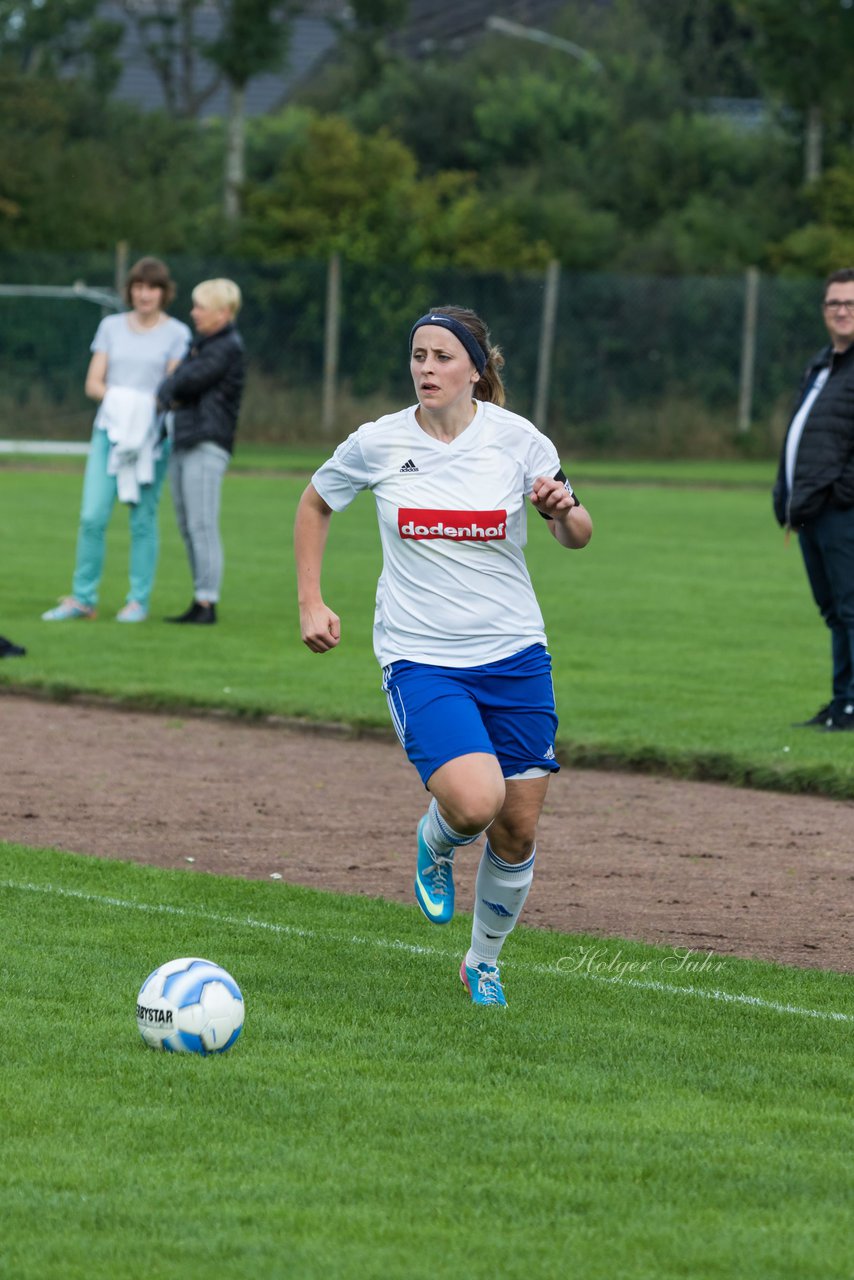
[192,278,242,317]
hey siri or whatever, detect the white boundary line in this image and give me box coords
[3,878,851,1024]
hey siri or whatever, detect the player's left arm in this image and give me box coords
[530,473,592,548]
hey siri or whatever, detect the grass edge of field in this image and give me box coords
[2,840,851,998]
[2,677,853,801]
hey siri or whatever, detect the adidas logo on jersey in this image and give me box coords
[399,459,419,473]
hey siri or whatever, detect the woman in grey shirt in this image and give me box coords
[42,256,190,623]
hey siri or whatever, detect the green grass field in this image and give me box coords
[2,453,852,795]
[1,844,851,1280]
[1,452,852,1278]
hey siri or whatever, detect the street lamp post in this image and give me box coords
[485,15,603,72]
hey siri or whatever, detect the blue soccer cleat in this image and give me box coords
[414,814,455,924]
[460,959,507,1007]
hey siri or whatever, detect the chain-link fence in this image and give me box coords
[0,250,826,457]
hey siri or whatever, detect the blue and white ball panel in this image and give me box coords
[136,957,244,1055]
[161,960,243,1007]
[139,955,210,995]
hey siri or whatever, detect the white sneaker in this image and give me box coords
[116,602,148,623]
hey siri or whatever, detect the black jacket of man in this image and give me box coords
[773,342,854,527]
[157,323,245,455]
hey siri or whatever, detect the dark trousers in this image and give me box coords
[798,506,854,705]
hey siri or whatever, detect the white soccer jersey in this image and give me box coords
[311,400,572,668]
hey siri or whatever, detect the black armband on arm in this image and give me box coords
[539,468,580,520]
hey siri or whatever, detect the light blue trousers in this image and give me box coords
[71,427,170,610]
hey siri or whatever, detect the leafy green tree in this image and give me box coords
[488,177,621,271]
[0,0,122,93]
[627,193,772,273]
[119,0,218,117]
[635,0,757,98]
[205,0,297,223]
[0,74,216,252]
[596,110,790,231]
[735,0,854,180]
[345,57,481,174]
[297,0,411,133]
[334,0,408,83]
[770,162,854,273]
[119,0,297,222]
[238,109,550,270]
[0,0,828,279]
[336,1,801,273]
[468,69,610,172]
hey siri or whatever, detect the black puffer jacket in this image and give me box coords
[773,342,854,527]
[157,323,245,455]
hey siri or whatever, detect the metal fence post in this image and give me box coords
[533,259,560,431]
[114,241,128,298]
[738,266,760,433]
[322,253,341,437]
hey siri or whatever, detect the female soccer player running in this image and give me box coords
[294,306,592,1006]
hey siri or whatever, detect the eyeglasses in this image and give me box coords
[823,299,854,313]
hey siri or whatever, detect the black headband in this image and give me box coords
[409,313,488,375]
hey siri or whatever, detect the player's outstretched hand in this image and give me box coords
[300,603,341,653]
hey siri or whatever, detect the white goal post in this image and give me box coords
[0,282,122,455]
[0,283,122,309]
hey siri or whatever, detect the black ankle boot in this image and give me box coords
[165,602,217,625]
[0,634,26,657]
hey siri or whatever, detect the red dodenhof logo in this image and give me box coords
[398,509,507,540]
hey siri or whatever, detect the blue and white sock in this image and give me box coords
[421,796,482,861]
[467,842,536,967]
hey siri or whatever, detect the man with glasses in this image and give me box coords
[774,267,854,731]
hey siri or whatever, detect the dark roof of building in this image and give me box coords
[391,0,574,58]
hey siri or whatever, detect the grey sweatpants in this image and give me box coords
[168,442,230,602]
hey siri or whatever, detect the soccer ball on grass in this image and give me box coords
[136,957,244,1055]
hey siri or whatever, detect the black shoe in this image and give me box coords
[792,702,833,728]
[0,634,26,658]
[824,701,854,732]
[165,601,198,623]
[165,602,217,625]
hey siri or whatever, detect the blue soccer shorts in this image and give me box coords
[381,643,560,786]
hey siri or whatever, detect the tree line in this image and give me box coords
[1,0,853,276]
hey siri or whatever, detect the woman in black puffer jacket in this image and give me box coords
[158,278,246,625]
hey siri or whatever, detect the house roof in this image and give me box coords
[391,0,574,58]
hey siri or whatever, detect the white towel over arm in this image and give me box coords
[100,386,159,504]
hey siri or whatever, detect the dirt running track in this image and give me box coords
[2,693,852,972]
